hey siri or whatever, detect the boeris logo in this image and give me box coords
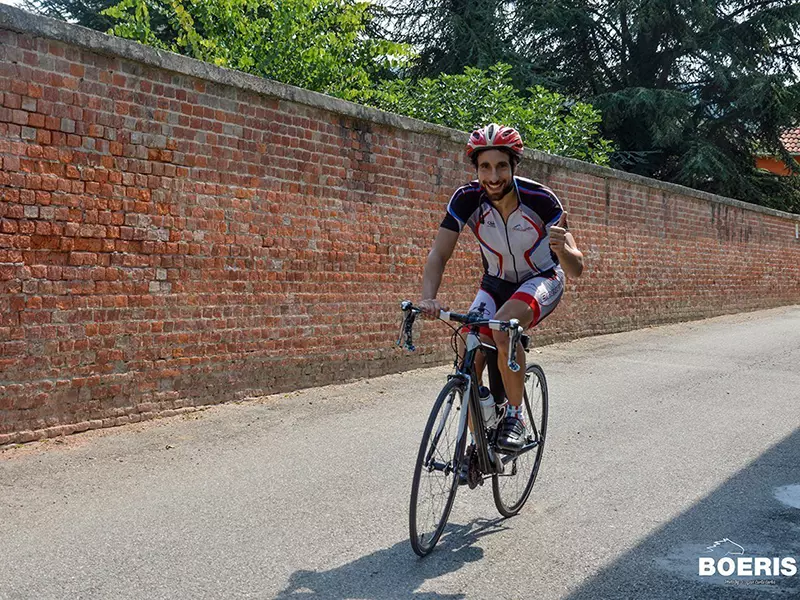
[699,538,797,578]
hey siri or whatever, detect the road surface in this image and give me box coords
[1,306,799,599]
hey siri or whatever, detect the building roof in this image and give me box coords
[781,128,800,154]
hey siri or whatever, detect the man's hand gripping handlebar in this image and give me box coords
[397,300,525,372]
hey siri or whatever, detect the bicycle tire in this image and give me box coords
[409,378,468,556]
[491,363,548,517]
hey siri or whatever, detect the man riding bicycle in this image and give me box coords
[419,124,584,452]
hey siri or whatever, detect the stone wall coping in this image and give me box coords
[2,4,799,222]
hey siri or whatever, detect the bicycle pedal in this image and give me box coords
[495,446,519,456]
[488,447,504,474]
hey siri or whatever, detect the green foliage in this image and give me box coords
[99,0,412,97]
[22,0,612,167]
[357,63,614,165]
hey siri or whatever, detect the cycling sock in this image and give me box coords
[507,405,522,419]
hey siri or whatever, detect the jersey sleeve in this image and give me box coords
[439,187,473,233]
[440,212,461,232]
[541,189,565,231]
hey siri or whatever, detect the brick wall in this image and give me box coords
[1,6,799,444]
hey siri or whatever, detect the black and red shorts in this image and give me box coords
[465,267,565,337]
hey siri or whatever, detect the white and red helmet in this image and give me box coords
[466,123,524,163]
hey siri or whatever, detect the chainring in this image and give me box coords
[465,444,483,489]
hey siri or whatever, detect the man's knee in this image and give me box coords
[492,329,510,355]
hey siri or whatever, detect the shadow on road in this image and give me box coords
[564,427,800,600]
[276,517,508,598]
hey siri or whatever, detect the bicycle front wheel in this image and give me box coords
[492,363,548,517]
[409,378,468,556]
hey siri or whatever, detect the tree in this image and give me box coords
[24,0,412,99]
[357,63,615,165]
[380,0,525,81]
[21,0,120,30]
[378,0,800,211]
[104,0,414,97]
[512,0,800,211]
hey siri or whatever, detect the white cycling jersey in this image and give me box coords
[441,176,564,284]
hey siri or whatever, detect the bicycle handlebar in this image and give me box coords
[397,300,524,372]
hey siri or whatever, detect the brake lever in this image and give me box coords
[397,300,418,351]
[507,318,523,372]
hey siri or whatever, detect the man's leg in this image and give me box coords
[492,299,533,407]
[493,269,565,450]
[458,289,497,385]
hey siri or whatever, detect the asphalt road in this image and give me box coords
[2,306,799,599]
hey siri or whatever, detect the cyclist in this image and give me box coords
[419,123,584,451]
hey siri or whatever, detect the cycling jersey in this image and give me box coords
[440,176,564,284]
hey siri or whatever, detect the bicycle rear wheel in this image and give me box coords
[409,378,468,556]
[492,363,548,517]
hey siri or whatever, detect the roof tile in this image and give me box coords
[781,127,800,154]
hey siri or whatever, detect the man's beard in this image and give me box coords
[485,181,515,202]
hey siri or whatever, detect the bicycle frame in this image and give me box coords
[456,331,542,475]
[454,326,503,477]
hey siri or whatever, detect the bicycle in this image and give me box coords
[397,300,549,557]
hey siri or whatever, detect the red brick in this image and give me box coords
[3,92,21,109]
[28,113,46,128]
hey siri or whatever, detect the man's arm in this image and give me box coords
[549,212,584,278]
[420,227,460,315]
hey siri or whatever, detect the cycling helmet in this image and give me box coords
[466,123,524,164]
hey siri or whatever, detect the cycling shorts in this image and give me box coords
[466,267,565,336]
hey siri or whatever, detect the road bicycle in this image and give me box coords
[397,301,549,556]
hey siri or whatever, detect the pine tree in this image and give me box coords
[513,0,800,211]
[21,0,120,30]
[381,0,530,84]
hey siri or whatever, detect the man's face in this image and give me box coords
[476,149,514,202]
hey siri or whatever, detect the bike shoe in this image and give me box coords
[496,416,526,452]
